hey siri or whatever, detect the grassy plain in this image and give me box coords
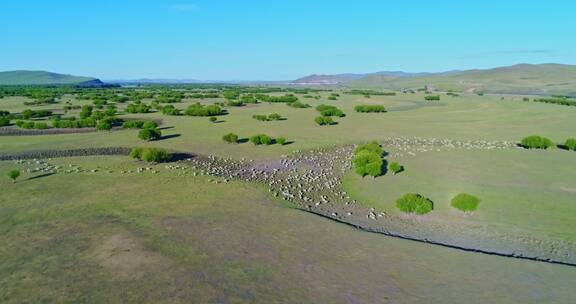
[1,156,575,303]
[2,92,576,160]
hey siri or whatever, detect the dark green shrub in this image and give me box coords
[388,162,403,175]
[142,121,158,129]
[185,103,223,116]
[316,104,345,117]
[396,193,434,214]
[314,116,334,126]
[451,193,480,212]
[520,135,553,149]
[131,147,171,163]
[250,134,273,145]
[138,128,161,141]
[209,116,217,123]
[222,133,239,143]
[122,120,145,129]
[8,169,20,183]
[0,116,9,127]
[354,105,386,113]
[287,101,310,108]
[268,113,282,121]
[96,119,113,131]
[424,95,440,101]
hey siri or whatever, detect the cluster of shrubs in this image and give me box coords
[354,105,386,113]
[314,116,335,126]
[130,147,171,163]
[122,120,157,129]
[532,97,576,107]
[316,104,345,117]
[258,94,299,104]
[52,117,97,128]
[161,105,181,116]
[424,95,441,101]
[520,135,553,149]
[353,141,384,177]
[287,101,311,108]
[252,113,283,121]
[250,134,287,145]
[345,89,396,96]
[222,133,288,146]
[20,109,53,119]
[185,103,223,116]
[15,120,49,129]
[126,103,151,114]
[137,121,161,141]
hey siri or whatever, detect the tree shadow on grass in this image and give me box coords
[237,138,250,144]
[160,134,181,140]
[158,126,175,130]
[27,172,56,180]
[170,152,196,162]
[280,141,295,146]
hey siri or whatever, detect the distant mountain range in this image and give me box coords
[0,70,104,86]
[292,64,576,96]
[3,64,576,96]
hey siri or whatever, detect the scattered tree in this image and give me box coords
[138,128,161,141]
[396,193,434,215]
[222,133,239,143]
[451,193,480,212]
[8,169,20,183]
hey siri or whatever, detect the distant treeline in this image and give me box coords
[345,89,396,96]
[531,96,576,107]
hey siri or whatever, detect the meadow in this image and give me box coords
[1,156,575,303]
[1,87,576,302]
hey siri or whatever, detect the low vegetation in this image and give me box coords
[396,193,434,215]
[314,116,334,126]
[564,138,576,151]
[388,162,403,175]
[222,133,239,144]
[316,104,345,117]
[451,193,480,212]
[354,105,386,113]
[520,135,553,149]
[130,147,171,163]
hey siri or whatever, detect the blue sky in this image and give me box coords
[0,0,574,80]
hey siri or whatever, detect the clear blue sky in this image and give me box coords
[1,0,574,80]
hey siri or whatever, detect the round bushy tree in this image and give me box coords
[8,169,20,183]
[451,193,480,212]
[222,133,239,144]
[353,150,383,177]
[138,128,161,141]
[142,121,158,129]
[396,193,434,215]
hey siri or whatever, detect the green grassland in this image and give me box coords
[2,92,576,160]
[344,148,576,242]
[1,156,575,303]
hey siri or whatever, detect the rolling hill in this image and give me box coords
[0,70,104,86]
[347,64,576,96]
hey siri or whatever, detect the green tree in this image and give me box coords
[8,169,20,183]
[222,133,239,144]
[396,193,434,215]
[209,116,217,123]
[138,128,161,141]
